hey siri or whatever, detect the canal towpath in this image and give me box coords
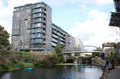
[106,67,120,79]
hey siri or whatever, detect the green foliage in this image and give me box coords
[17,51,34,58]
[92,52,99,57]
[107,53,120,65]
[55,44,64,63]
[51,52,59,64]
[0,25,11,50]
[92,52,104,58]
[55,45,62,53]
[109,42,116,47]
[0,62,34,72]
[94,47,102,51]
[20,62,34,68]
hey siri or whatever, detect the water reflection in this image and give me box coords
[1,73,11,79]
[0,66,103,79]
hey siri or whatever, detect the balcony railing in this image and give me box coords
[109,12,120,26]
[114,0,120,11]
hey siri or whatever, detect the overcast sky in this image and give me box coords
[0,0,120,47]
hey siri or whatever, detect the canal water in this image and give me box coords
[0,65,103,79]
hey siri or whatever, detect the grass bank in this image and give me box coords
[0,62,34,73]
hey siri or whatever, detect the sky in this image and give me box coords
[0,0,120,47]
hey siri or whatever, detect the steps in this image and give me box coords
[93,57,106,66]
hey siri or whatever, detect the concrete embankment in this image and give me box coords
[100,67,120,79]
[100,68,109,79]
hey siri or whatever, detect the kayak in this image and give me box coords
[79,66,85,68]
[25,68,33,71]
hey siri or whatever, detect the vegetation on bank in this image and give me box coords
[0,25,11,50]
[0,44,64,72]
[0,62,34,72]
[0,50,34,72]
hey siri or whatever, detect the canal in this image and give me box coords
[0,65,103,79]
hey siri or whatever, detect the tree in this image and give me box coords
[55,44,64,63]
[91,52,104,59]
[0,25,11,50]
[94,47,102,51]
[110,42,116,46]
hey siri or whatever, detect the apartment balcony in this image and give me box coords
[34,3,46,9]
[41,25,46,29]
[30,43,44,50]
[32,9,42,14]
[109,12,120,27]
[32,14,42,18]
[60,41,65,45]
[32,13,46,20]
[52,34,58,39]
[114,0,120,11]
[30,28,45,33]
[60,38,65,42]
[32,19,42,23]
[30,48,44,51]
[42,30,46,34]
[32,8,46,14]
[52,39,58,43]
[41,36,46,39]
[52,30,57,35]
[31,39,44,44]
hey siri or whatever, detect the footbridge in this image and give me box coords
[62,45,103,64]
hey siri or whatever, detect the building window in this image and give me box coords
[52,42,57,46]
[35,3,42,8]
[27,29,30,33]
[31,44,40,48]
[31,38,43,43]
[25,19,28,26]
[12,36,16,39]
[16,13,20,17]
[31,28,42,33]
[33,18,42,22]
[33,23,42,27]
[15,41,18,46]
[33,8,42,13]
[52,38,58,43]
[33,13,42,18]
[31,33,42,38]
[14,29,19,35]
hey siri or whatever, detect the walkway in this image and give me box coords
[107,67,120,79]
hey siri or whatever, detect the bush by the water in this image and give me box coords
[0,61,34,72]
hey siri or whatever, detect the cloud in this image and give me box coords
[43,0,113,6]
[0,7,13,18]
[0,0,117,47]
[0,0,44,34]
[43,0,82,5]
[89,9,108,20]
[0,0,4,7]
[0,0,42,34]
[0,0,13,35]
[68,9,119,47]
[8,0,41,7]
[81,0,113,5]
